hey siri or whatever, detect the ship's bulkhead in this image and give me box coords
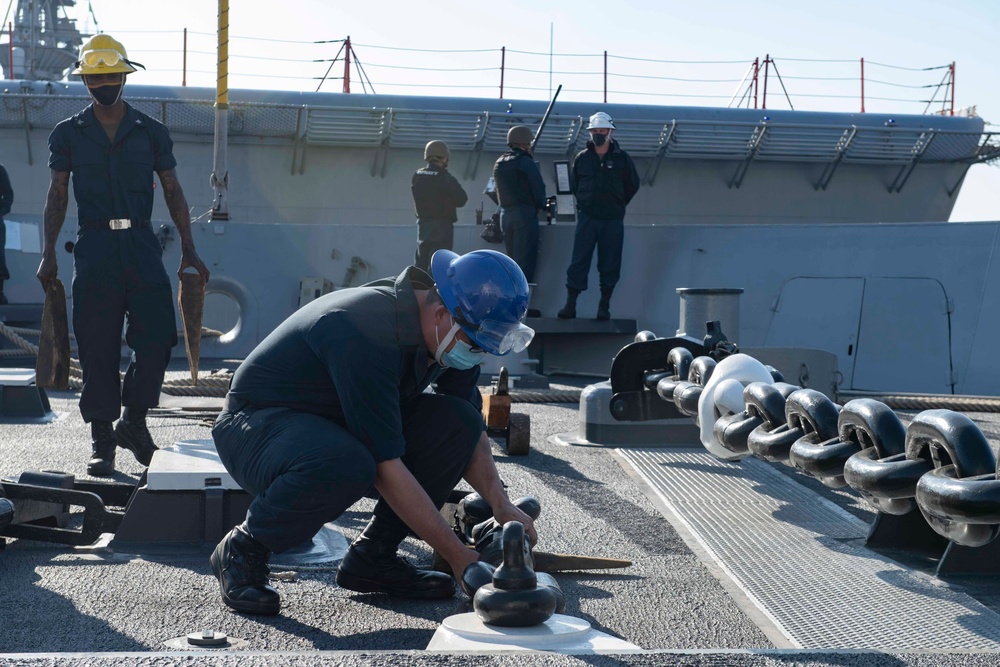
[764,277,953,394]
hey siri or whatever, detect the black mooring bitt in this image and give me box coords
[608,336,707,423]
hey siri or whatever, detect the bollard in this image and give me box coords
[676,288,744,346]
[473,522,563,627]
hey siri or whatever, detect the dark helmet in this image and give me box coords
[430,249,534,356]
[424,140,450,161]
[506,125,534,147]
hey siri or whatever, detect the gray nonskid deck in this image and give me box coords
[619,447,1000,651]
[0,384,770,657]
[3,366,1000,664]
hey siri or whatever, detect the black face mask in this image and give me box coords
[87,82,123,106]
[591,133,608,147]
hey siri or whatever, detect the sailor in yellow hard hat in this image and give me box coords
[38,34,210,477]
[71,34,144,108]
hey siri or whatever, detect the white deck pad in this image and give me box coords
[619,447,1000,650]
[0,368,37,386]
[146,438,243,491]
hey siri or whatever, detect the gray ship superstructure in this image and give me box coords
[1,81,999,395]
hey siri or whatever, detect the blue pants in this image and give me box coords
[564,211,624,292]
[72,229,177,423]
[500,206,539,284]
[415,218,454,273]
[212,393,483,554]
[0,220,8,281]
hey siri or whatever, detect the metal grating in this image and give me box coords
[620,447,1000,650]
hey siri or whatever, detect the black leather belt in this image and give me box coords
[79,219,152,231]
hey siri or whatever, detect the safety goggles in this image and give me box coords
[471,320,535,355]
[76,49,144,70]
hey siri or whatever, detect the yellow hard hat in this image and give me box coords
[72,34,140,76]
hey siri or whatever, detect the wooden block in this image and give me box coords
[481,392,511,429]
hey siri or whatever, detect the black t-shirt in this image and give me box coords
[227,266,482,462]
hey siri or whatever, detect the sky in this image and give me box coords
[16,0,998,221]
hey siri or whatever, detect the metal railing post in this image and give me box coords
[762,55,770,110]
[500,46,505,99]
[343,36,351,94]
[603,50,608,104]
[950,62,955,116]
[860,57,865,113]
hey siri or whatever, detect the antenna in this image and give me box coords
[317,37,375,94]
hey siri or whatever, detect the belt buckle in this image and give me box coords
[109,219,131,230]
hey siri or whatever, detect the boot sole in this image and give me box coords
[336,570,455,600]
[86,464,114,477]
[115,429,156,466]
[210,552,281,616]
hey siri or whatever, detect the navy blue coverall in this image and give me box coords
[411,163,468,273]
[493,147,546,283]
[213,267,484,554]
[565,139,640,293]
[48,103,178,423]
[0,163,12,286]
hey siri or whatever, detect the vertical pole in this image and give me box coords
[7,22,12,79]
[343,35,351,93]
[211,0,230,220]
[603,50,607,104]
[752,57,759,109]
[860,57,865,113]
[950,62,955,116]
[549,23,553,98]
[500,46,505,99]
[182,28,188,87]
[762,54,770,110]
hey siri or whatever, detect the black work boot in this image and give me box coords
[336,517,456,599]
[87,420,116,477]
[114,407,158,466]
[210,523,281,615]
[556,288,580,320]
[0,279,7,305]
[596,288,613,321]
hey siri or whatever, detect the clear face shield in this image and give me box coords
[473,320,536,355]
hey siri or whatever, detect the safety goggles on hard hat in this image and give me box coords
[470,320,535,355]
[76,49,144,71]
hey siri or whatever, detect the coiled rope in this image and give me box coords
[0,320,84,389]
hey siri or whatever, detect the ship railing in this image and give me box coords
[1,92,993,180]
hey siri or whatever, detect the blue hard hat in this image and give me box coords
[430,249,535,356]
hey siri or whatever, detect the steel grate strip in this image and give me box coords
[620,447,1000,650]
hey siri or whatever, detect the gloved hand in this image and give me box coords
[460,561,496,599]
